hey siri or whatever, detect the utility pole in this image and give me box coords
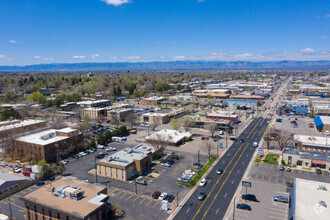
[216,140,218,158]
[233,196,236,220]
[197,150,200,180]
[8,196,13,219]
[135,178,138,194]
[94,158,98,183]
[176,181,179,207]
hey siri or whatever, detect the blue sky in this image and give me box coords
[0,0,329,65]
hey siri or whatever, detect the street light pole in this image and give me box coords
[197,150,200,180]
[94,158,98,183]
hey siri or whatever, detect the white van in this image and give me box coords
[253,142,258,147]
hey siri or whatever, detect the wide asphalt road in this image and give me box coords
[174,117,269,220]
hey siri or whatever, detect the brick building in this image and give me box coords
[139,96,166,106]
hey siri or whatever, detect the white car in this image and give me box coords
[96,145,105,149]
[106,147,117,152]
[184,170,196,175]
[199,178,207,187]
[79,152,87,156]
[14,167,21,173]
[219,131,224,135]
[253,142,258,147]
[160,163,171,167]
[159,193,168,200]
[60,160,69,165]
[325,131,330,136]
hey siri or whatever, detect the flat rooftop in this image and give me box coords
[77,99,110,105]
[143,96,165,100]
[15,128,76,145]
[142,112,168,117]
[146,129,192,144]
[294,135,330,147]
[295,178,330,220]
[21,177,107,217]
[0,119,45,132]
[319,116,330,125]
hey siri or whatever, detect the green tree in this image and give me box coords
[0,108,21,121]
[170,118,180,130]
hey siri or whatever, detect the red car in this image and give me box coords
[152,191,161,199]
[22,171,31,176]
[309,125,314,128]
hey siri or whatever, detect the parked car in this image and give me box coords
[217,168,223,175]
[273,196,288,203]
[95,154,104,159]
[198,191,206,200]
[83,179,93,184]
[199,178,207,187]
[60,160,69,165]
[106,147,117,152]
[253,142,258,147]
[136,179,147,185]
[242,194,257,201]
[316,168,322,174]
[160,162,171,167]
[14,167,21,173]
[286,167,292,172]
[96,145,105,149]
[168,155,180,160]
[79,152,86,157]
[240,138,245,143]
[165,159,175,165]
[165,194,175,203]
[308,125,314,128]
[230,137,237,141]
[219,130,224,135]
[236,203,251,211]
[49,176,55,181]
[101,151,109,155]
[159,193,168,200]
[22,171,31,176]
[36,181,45,186]
[152,191,161,199]
[278,165,284,171]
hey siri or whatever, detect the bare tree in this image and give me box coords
[170,118,180,130]
[52,116,66,129]
[204,141,213,166]
[79,114,91,133]
[179,116,195,132]
[263,136,272,152]
[206,124,217,138]
[149,120,160,131]
[148,133,172,157]
[110,115,120,128]
[276,130,292,151]
[125,112,137,129]
[96,115,106,127]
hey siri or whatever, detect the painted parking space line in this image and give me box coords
[139,198,146,204]
[119,192,127,199]
[133,196,140,202]
[146,199,153,206]
[1,200,7,204]
[126,194,134,200]
[152,201,160,208]
[108,188,118,194]
[19,209,25,213]
[113,191,123,197]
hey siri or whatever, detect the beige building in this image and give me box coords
[0,119,46,138]
[140,112,169,124]
[294,135,330,154]
[20,177,110,220]
[81,107,107,119]
[107,108,133,122]
[145,129,192,146]
[97,145,155,181]
[139,96,166,106]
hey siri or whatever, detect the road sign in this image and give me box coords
[242,181,252,188]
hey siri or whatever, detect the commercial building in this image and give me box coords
[0,119,46,137]
[81,107,107,119]
[107,108,133,122]
[199,112,239,124]
[314,116,330,132]
[139,96,166,106]
[20,177,110,220]
[97,145,155,181]
[0,173,28,196]
[289,178,330,220]
[12,128,83,163]
[231,94,265,100]
[140,112,169,124]
[294,135,330,154]
[77,99,110,108]
[145,129,192,146]
[223,99,260,108]
[194,116,232,130]
[208,89,231,99]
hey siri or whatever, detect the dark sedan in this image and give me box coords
[236,203,251,211]
[273,196,288,203]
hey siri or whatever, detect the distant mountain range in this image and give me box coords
[0,60,329,72]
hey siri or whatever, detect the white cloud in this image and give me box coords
[157,42,161,45]
[325,14,330,18]
[101,0,129,6]
[91,54,100,58]
[43,57,54,61]
[0,54,6,59]
[9,40,17,43]
[33,56,41,59]
[173,56,186,60]
[33,56,54,61]
[300,48,314,53]
[124,56,141,60]
[211,52,218,56]
[320,35,328,39]
[73,55,85,59]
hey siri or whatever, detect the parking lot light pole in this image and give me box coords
[8,196,13,219]
[94,158,98,183]
[176,181,179,207]
[197,150,200,180]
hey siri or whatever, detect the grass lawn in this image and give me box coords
[263,154,280,165]
[180,156,217,188]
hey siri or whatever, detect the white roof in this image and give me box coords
[144,96,165,100]
[0,120,45,132]
[77,99,109,105]
[146,129,192,144]
[295,178,330,220]
[142,112,168,117]
[57,127,76,133]
[16,129,70,145]
[294,135,330,148]
[320,116,330,125]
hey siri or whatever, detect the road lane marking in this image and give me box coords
[133,196,140,202]
[215,209,219,214]
[192,118,262,220]
[186,207,191,213]
[237,170,240,174]
[120,192,127,199]
[153,201,159,208]
[242,161,244,164]
[231,180,235,184]
[127,194,134,200]
[146,199,153,206]
[139,198,146,204]
[224,193,227,197]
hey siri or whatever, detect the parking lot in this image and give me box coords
[234,180,289,220]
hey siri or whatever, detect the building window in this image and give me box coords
[302,146,305,151]
[318,147,321,152]
[308,147,310,151]
[313,147,316,152]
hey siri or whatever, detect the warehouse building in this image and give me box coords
[0,119,46,137]
[294,135,330,154]
[145,129,192,146]
[314,116,330,132]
